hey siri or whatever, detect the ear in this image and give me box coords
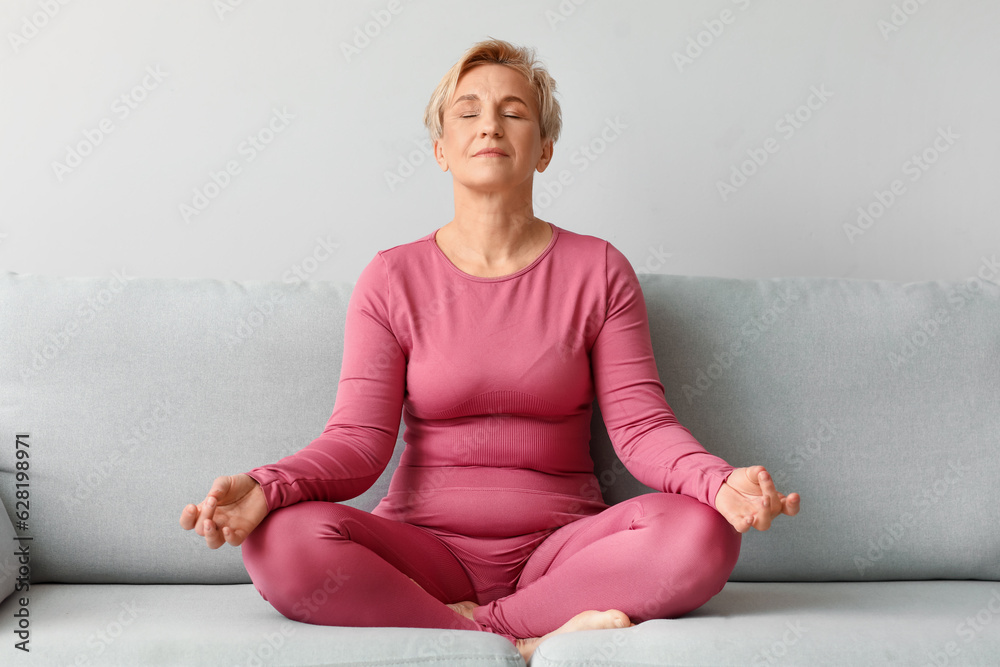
[535,138,554,174]
[433,138,449,172]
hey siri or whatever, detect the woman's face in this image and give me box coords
[434,63,553,194]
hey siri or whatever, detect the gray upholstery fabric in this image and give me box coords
[0,274,376,584]
[2,581,997,666]
[594,275,1000,582]
[0,583,523,666]
[531,581,1000,667]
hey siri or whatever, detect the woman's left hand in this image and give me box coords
[714,465,800,533]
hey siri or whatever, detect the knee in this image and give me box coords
[242,502,315,571]
[244,500,354,555]
[241,502,351,622]
[635,493,741,570]
[681,496,742,575]
[630,494,741,617]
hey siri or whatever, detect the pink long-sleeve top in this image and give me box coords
[246,223,735,538]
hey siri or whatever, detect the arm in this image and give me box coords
[591,243,799,531]
[181,254,406,548]
[591,243,733,507]
[244,253,406,512]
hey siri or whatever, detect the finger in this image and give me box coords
[193,496,217,537]
[207,475,231,502]
[752,509,773,531]
[782,492,801,516]
[203,519,225,549]
[223,525,246,547]
[727,510,753,534]
[750,475,776,531]
[757,470,783,517]
[202,495,218,523]
[179,504,198,530]
[744,465,765,486]
[757,468,777,496]
[194,503,211,537]
[750,495,773,530]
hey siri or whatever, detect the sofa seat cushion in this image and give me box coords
[4,581,998,666]
[0,583,522,666]
[532,580,1000,666]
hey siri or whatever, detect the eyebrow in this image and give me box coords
[451,94,531,107]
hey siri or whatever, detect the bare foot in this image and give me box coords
[515,609,632,663]
[446,600,480,621]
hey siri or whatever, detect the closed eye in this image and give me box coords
[459,113,523,119]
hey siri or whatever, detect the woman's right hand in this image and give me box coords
[179,474,268,549]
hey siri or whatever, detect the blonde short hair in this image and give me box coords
[423,38,562,145]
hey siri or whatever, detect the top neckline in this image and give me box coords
[429,222,560,283]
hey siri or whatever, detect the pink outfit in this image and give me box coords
[242,223,741,642]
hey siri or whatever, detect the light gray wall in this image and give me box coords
[2,0,997,284]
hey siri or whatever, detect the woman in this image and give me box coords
[180,38,800,662]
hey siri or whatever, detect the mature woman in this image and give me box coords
[180,38,799,662]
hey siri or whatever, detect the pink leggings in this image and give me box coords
[241,493,741,643]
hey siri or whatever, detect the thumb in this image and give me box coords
[207,475,233,503]
[744,465,768,488]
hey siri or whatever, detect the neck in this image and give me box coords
[445,180,545,265]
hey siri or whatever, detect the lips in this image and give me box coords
[475,148,508,157]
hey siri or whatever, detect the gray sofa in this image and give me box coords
[1,267,998,666]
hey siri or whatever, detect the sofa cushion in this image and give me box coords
[1,272,997,585]
[531,580,1000,666]
[2,581,997,666]
[592,274,1000,582]
[0,583,523,666]
[0,273,381,584]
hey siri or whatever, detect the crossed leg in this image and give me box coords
[470,492,742,641]
[241,501,481,632]
[241,494,740,662]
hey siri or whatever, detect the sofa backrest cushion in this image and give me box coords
[593,273,1000,582]
[1,271,997,585]
[1,274,364,584]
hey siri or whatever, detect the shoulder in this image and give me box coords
[552,225,636,280]
[374,229,436,264]
[551,224,607,254]
[356,230,436,281]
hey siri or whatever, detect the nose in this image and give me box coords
[479,108,503,137]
